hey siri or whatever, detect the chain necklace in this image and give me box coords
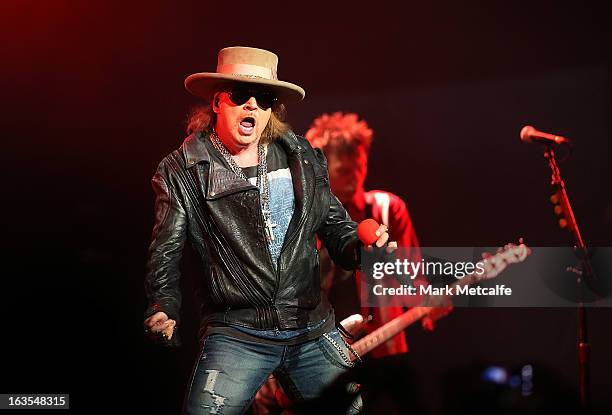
[210,130,277,242]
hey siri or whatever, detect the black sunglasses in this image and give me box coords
[226,85,278,110]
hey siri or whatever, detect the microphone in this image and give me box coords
[520,125,571,145]
[357,219,380,245]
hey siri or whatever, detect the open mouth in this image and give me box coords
[238,117,256,135]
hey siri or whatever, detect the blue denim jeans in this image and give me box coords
[183,329,360,414]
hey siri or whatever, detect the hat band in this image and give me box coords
[217,63,278,80]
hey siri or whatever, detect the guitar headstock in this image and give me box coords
[476,239,531,281]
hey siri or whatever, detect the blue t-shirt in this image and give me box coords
[243,143,295,267]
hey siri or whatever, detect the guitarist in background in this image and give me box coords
[305,112,421,357]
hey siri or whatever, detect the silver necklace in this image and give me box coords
[210,130,276,242]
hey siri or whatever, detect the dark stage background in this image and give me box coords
[1,1,611,413]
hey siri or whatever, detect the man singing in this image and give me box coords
[143,47,389,414]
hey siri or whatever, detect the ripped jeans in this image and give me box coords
[183,329,360,414]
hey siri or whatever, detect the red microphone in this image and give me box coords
[357,219,380,245]
[520,125,571,145]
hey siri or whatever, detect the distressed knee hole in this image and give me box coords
[200,369,226,414]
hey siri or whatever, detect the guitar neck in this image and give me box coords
[351,273,491,357]
[352,305,431,357]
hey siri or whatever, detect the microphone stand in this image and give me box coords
[543,145,592,410]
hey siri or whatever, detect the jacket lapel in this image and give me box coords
[278,132,314,247]
[181,131,256,200]
[205,159,256,199]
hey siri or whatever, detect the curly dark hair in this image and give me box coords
[305,112,374,154]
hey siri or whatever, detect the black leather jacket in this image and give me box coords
[144,131,360,335]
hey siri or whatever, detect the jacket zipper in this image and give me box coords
[271,170,316,302]
[255,190,281,328]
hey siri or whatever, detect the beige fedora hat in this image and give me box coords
[184,46,305,104]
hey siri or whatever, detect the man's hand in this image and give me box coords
[144,311,176,340]
[366,224,398,254]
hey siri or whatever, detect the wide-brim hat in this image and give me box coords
[184,46,305,105]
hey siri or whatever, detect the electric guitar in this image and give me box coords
[349,241,531,360]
